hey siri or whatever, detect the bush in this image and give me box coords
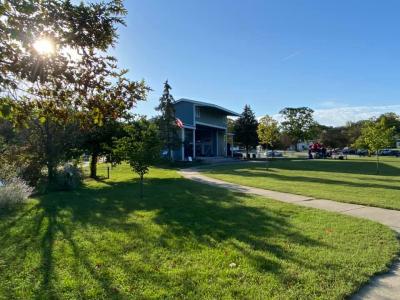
[0,152,43,187]
[0,178,33,209]
[0,161,18,182]
[54,164,83,191]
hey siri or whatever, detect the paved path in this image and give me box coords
[179,169,400,300]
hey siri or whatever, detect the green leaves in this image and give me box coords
[280,107,315,146]
[0,0,148,184]
[257,115,280,149]
[113,117,162,196]
[355,119,395,153]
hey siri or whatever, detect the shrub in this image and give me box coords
[0,161,18,182]
[0,178,33,209]
[55,164,83,191]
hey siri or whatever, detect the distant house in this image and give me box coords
[172,98,240,160]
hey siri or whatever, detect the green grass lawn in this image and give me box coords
[0,165,398,299]
[203,156,400,210]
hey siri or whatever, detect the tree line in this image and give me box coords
[231,105,399,157]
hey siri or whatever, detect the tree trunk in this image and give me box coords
[376,151,380,175]
[246,146,249,160]
[47,163,56,184]
[169,146,174,161]
[44,119,56,186]
[140,174,144,199]
[90,152,98,179]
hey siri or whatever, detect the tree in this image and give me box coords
[227,118,235,134]
[114,118,162,198]
[81,119,127,178]
[75,53,149,178]
[155,80,180,160]
[257,115,280,149]
[280,107,315,151]
[377,113,400,146]
[344,120,367,146]
[0,96,82,184]
[354,119,395,174]
[1,0,127,91]
[1,1,149,184]
[317,125,348,148]
[234,105,258,158]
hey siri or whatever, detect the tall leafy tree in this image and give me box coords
[377,113,400,145]
[1,0,127,92]
[114,118,162,198]
[354,119,395,174]
[1,0,149,183]
[81,119,127,179]
[317,125,348,148]
[74,53,149,178]
[345,120,367,146]
[155,80,180,160]
[257,115,280,150]
[227,118,235,133]
[280,107,315,151]
[234,105,258,158]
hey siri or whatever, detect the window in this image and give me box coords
[195,107,201,118]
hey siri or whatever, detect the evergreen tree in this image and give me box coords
[155,81,180,160]
[234,105,258,158]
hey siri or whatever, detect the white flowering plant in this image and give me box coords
[0,177,33,209]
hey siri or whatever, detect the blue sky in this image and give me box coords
[110,0,400,126]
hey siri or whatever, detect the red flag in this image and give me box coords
[175,118,184,128]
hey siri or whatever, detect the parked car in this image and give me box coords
[233,150,244,158]
[266,150,283,157]
[383,149,399,157]
[379,149,391,156]
[357,149,368,156]
[342,147,356,155]
[392,150,400,157]
[378,149,400,156]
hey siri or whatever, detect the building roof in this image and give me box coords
[175,98,240,117]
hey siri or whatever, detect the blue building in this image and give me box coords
[172,98,240,160]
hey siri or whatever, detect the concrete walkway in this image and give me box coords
[179,169,400,300]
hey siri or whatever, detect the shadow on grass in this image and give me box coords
[0,175,327,298]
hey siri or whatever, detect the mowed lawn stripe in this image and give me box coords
[203,157,400,210]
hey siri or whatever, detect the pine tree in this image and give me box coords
[234,105,259,158]
[155,81,181,160]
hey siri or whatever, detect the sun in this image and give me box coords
[33,38,55,55]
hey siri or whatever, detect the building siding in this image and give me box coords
[174,102,194,126]
[172,99,237,160]
[196,106,227,128]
